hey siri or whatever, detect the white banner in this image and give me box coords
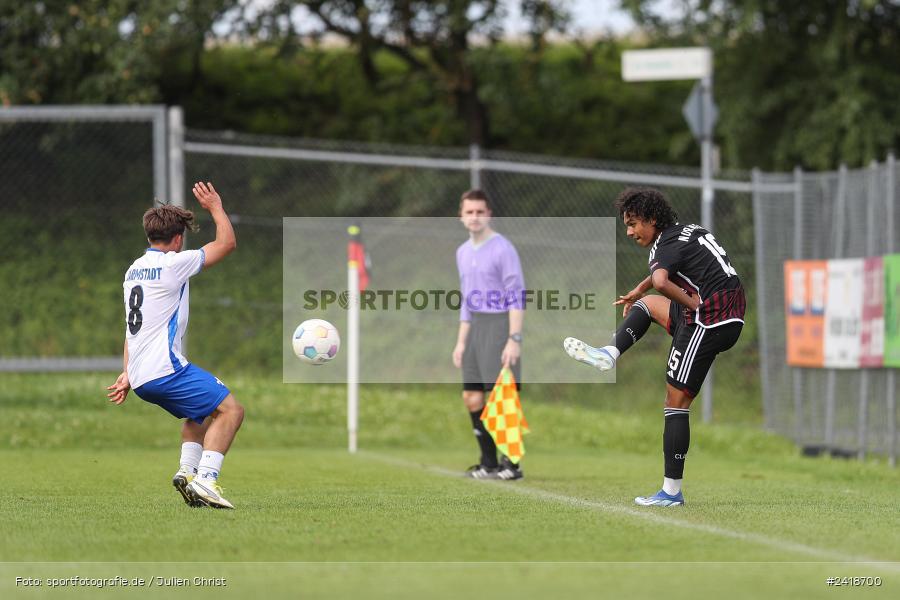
[621,47,712,82]
[823,258,864,368]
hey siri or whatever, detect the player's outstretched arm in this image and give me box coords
[192,181,236,269]
[614,275,652,317]
[650,269,701,311]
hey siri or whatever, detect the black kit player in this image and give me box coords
[564,187,746,506]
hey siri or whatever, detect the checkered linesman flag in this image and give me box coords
[480,368,530,464]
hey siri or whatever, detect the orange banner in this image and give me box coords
[784,260,827,367]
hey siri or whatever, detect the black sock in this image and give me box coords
[663,408,690,480]
[470,409,498,468]
[613,300,652,354]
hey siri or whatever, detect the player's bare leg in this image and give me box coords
[565,294,671,371]
[186,395,244,509]
[462,390,484,413]
[183,417,210,444]
[173,417,211,506]
[463,390,499,479]
[635,384,693,507]
[636,295,670,328]
[201,395,244,453]
[664,384,694,410]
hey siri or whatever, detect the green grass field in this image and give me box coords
[1,372,898,599]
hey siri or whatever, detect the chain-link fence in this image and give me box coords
[181,128,765,419]
[755,159,899,464]
[0,106,168,371]
[1,105,897,463]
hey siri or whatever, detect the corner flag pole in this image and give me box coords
[347,226,361,453]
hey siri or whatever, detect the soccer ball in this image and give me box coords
[292,319,340,365]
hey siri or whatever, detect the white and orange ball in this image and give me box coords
[292,319,340,365]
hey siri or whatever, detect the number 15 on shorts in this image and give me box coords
[667,349,682,378]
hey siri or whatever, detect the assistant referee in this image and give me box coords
[451,189,525,481]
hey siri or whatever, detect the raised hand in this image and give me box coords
[192,181,223,212]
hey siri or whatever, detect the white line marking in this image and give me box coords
[362,452,899,569]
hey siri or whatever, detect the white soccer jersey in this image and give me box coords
[123,248,205,388]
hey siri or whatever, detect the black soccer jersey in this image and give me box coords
[648,223,746,327]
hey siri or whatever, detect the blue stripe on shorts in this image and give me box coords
[134,363,230,424]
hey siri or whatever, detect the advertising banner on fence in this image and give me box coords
[860,256,885,367]
[784,260,827,367]
[823,258,864,368]
[883,254,900,367]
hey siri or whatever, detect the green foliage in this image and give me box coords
[158,41,695,164]
[474,43,696,162]
[621,0,900,170]
[161,45,467,146]
[0,1,236,105]
[4,2,898,169]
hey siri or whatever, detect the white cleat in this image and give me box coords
[563,337,616,371]
[634,489,685,506]
[185,478,235,509]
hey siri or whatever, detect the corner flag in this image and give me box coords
[347,224,370,291]
[480,368,530,464]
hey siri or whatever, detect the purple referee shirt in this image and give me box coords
[456,232,526,321]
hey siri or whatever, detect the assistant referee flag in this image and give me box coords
[480,368,530,464]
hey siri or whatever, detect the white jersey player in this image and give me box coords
[106,182,242,509]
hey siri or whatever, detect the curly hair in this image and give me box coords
[143,205,198,242]
[613,187,678,230]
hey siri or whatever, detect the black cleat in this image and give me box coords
[465,464,499,479]
[497,456,523,481]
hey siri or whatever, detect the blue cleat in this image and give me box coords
[634,489,685,506]
[563,337,616,371]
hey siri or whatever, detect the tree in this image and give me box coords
[620,0,900,169]
[248,1,572,146]
[0,1,236,105]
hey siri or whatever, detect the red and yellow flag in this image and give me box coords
[480,368,530,464]
[347,224,370,291]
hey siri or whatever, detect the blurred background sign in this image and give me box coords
[621,47,712,82]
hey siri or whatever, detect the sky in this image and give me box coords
[232,1,640,39]
[504,0,637,36]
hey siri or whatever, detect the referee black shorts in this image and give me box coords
[462,312,522,393]
[664,304,742,398]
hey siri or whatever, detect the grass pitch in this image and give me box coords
[1,372,898,599]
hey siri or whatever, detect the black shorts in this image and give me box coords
[665,303,742,398]
[462,312,522,392]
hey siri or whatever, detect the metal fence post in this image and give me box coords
[168,107,185,209]
[469,143,481,190]
[858,160,878,459]
[887,153,897,467]
[152,107,168,206]
[825,164,847,451]
[168,106,188,354]
[792,166,804,443]
[700,80,715,423]
[752,168,773,430]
